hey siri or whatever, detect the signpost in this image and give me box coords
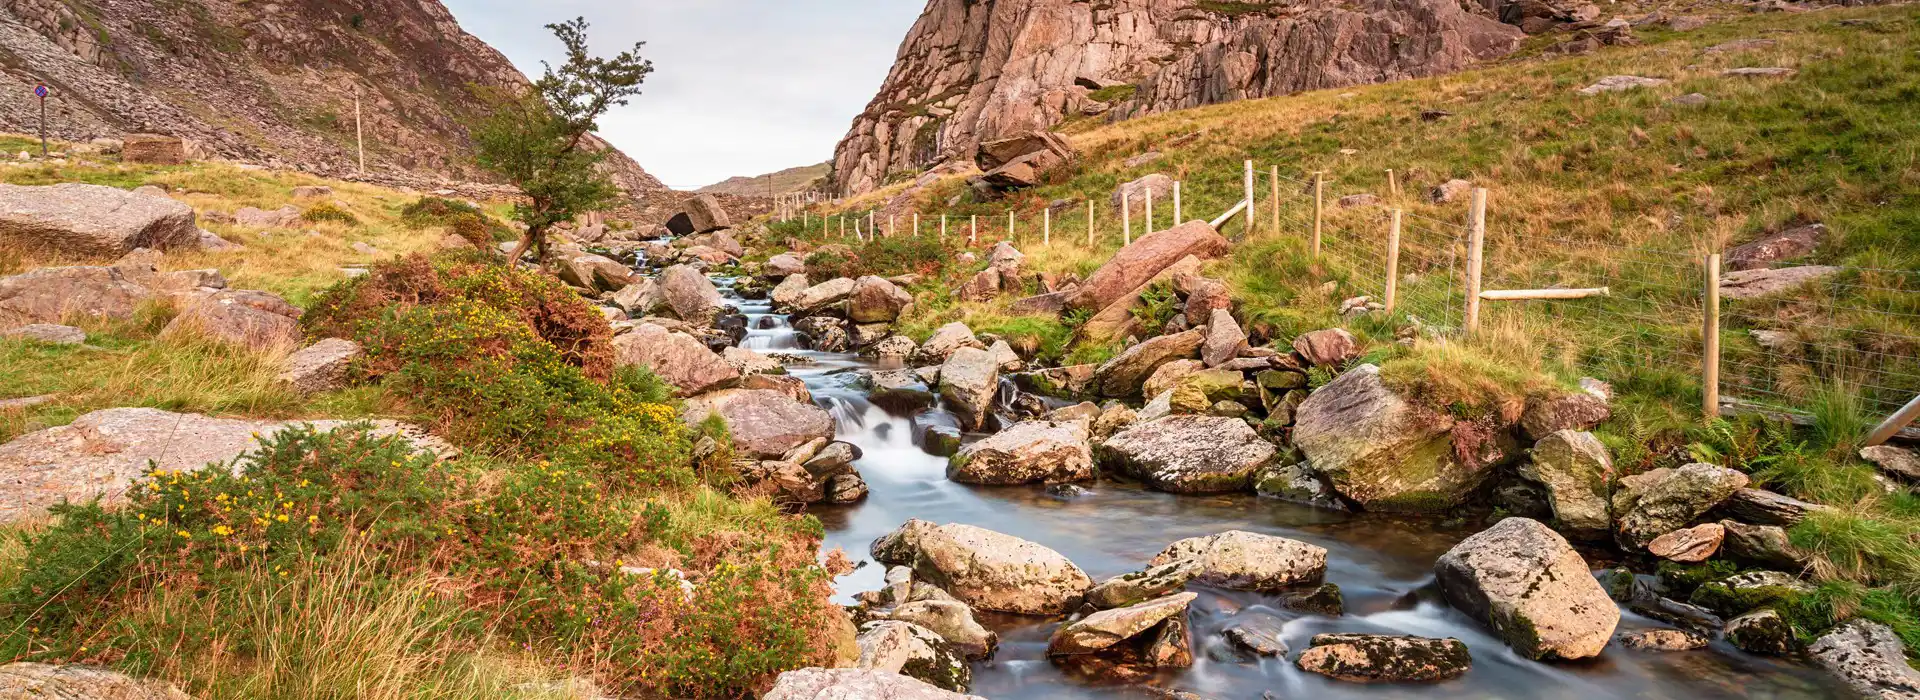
[32,82,48,158]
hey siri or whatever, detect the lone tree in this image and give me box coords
[474,17,652,263]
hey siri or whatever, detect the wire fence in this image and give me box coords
[793,162,1920,434]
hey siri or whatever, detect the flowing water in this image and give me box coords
[708,276,1845,700]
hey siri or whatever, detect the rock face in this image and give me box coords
[0,408,452,524]
[1433,517,1619,661]
[828,0,1524,195]
[1295,634,1472,684]
[679,389,833,459]
[1294,364,1495,513]
[612,324,740,397]
[948,420,1094,485]
[0,663,191,700]
[872,520,1092,615]
[766,669,986,700]
[1809,620,1920,700]
[0,183,202,256]
[1149,530,1327,592]
[1096,415,1275,493]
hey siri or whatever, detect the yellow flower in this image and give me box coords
[307,515,319,524]
[275,514,289,523]
[176,530,191,539]
[212,525,233,537]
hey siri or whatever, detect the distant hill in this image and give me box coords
[697,162,829,196]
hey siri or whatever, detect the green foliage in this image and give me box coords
[399,196,513,246]
[973,315,1074,365]
[473,17,653,258]
[804,236,956,280]
[1129,281,1180,332]
[1655,560,1740,599]
[1088,84,1137,103]
[300,202,359,225]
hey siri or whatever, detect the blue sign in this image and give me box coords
[32,84,47,98]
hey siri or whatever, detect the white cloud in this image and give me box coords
[442,0,924,189]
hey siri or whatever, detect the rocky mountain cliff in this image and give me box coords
[830,0,1525,196]
[0,0,665,196]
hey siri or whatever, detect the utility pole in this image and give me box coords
[354,85,365,173]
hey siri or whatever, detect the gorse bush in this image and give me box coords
[300,202,360,225]
[802,235,956,280]
[399,196,513,247]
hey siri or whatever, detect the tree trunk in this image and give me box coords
[502,225,545,266]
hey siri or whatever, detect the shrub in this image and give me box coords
[300,202,360,225]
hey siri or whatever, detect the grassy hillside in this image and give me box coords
[783,2,1920,648]
[696,162,830,197]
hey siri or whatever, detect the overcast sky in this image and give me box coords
[441,0,924,190]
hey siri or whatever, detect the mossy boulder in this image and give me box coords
[1293,364,1510,513]
[1096,415,1277,493]
[1434,518,1619,660]
[1688,571,1813,617]
[1295,634,1472,683]
[1724,609,1796,656]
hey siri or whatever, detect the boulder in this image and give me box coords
[977,131,1076,172]
[1200,308,1246,367]
[826,473,869,504]
[850,276,913,323]
[1097,415,1275,493]
[915,322,985,365]
[938,346,1000,432]
[610,280,660,315]
[0,266,154,330]
[0,183,202,256]
[1292,328,1359,367]
[0,663,191,700]
[766,253,807,278]
[1092,328,1204,398]
[1720,488,1828,526]
[794,277,858,313]
[1611,463,1750,549]
[1295,634,1472,684]
[1047,592,1195,656]
[0,408,452,524]
[1809,620,1920,699]
[684,194,732,233]
[679,389,833,459]
[794,316,849,352]
[161,289,302,351]
[1166,369,1242,415]
[1689,570,1813,618]
[613,324,740,397]
[1108,174,1175,217]
[2,323,85,344]
[1647,523,1725,563]
[986,242,1024,275]
[278,338,363,394]
[1429,179,1474,204]
[1719,265,1841,300]
[870,520,1092,615]
[1725,609,1796,656]
[120,133,187,165]
[721,346,783,376]
[1516,430,1614,539]
[1577,75,1668,94]
[1719,519,1806,570]
[664,212,695,237]
[1619,629,1709,651]
[1070,222,1231,313]
[657,265,726,325]
[1222,611,1290,656]
[888,600,998,660]
[1433,517,1619,660]
[233,205,301,228]
[1293,364,1498,513]
[290,185,332,198]
[1727,223,1825,272]
[948,420,1093,485]
[1142,359,1204,400]
[1520,392,1611,441]
[1148,530,1327,592]
[1182,277,1232,326]
[854,621,971,693]
[741,374,813,403]
[554,253,633,293]
[1084,560,1199,609]
[770,274,811,308]
[1862,446,1920,482]
[1252,462,1347,511]
[763,668,986,700]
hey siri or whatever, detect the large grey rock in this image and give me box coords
[1726,608,1796,656]
[610,280,660,315]
[771,274,811,309]
[161,289,302,351]
[1720,265,1842,300]
[1091,328,1205,398]
[680,388,833,459]
[1200,308,1246,367]
[0,266,152,330]
[855,620,971,693]
[0,408,453,524]
[1072,222,1232,313]
[0,663,191,700]
[0,183,202,256]
[1718,519,1806,570]
[939,346,1000,432]
[1727,223,1826,272]
[948,420,1093,485]
[1108,174,1175,217]
[1434,517,1619,660]
[2,323,85,344]
[850,276,913,323]
[1519,391,1610,441]
[1096,415,1276,493]
[870,520,1092,615]
[657,265,726,325]
[1292,328,1359,367]
[1294,364,1497,513]
[1047,591,1195,656]
[1295,634,1472,684]
[888,600,998,660]
[278,338,363,394]
[1721,487,1828,526]
[766,253,807,278]
[1809,620,1920,700]
[1084,560,1199,609]
[1689,570,1814,618]
[1149,530,1327,592]
[1611,463,1750,549]
[794,277,858,313]
[914,322,985,365]
[1516,430,1613,539]
[1862,445,1920,482]
[612,323,740,397]
[764,668,986,700]
[553,253,633,294]
[684,194,732,233]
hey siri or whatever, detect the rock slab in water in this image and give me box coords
[1295,634,1472,684]
[763,668,987,700]
[888,600,999,660]
[0,662,192,699]
[939,346,1001,432]
[1047,591,1196,656]
[1084,560,1199,609]
[1619,629,1710,651]
[0,409,453,524]
[1433,517,1619,660]
[872,520,1092,615]
[1096,415,1276,493]
[0,183,203,256]
[679,388,833,460]
[948,420,1093,485]
[855,620,972,692]
[1809,619,1920,700]
[1149,530,1327,592]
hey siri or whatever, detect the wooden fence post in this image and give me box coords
[1008,210,1015,243]
[941,214,948,240]
[1243,159,1255,234]
[888,215,896,238]
[1087,199,1095,246]
[1270,165,1280,236]
[1704,252,1722,422]
[1122,191,1132,245]
[1173,181,1182,224]
[1387,169,1400,200]
[1385,209,1402,313]
[1044,206,1051,245]
[1464,188,1488,335]
[914,213,921,237]
[1145,187,1154,235]
[970,215,978,245]
[839,216,846,239]
[1311,172,1324,258]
